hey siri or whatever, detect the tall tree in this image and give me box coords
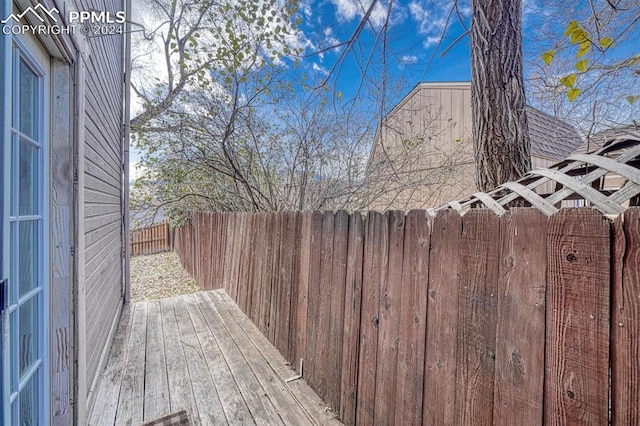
[470,0,531,191]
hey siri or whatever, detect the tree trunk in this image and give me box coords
[470,0,531,191]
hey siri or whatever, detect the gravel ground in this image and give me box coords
[130,251,200,303]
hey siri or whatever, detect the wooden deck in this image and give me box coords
[89,290,343,425]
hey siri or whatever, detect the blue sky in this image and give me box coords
[294,0,472,102]
[282,0,638,130]
[129,0,639,178]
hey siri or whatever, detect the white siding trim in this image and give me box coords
[73,53,87,426]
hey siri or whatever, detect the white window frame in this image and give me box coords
[1,28,50,426]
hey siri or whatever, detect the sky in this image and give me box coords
[290,0,603,100]
[130,0,474,180]
[129,0,640,180]
[294,0,473,101]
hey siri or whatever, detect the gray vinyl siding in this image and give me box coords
[78,0,126,389]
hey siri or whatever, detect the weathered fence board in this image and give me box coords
[493,209,547,425]
[130,221,171,256]
[259,213,275,338]
[327,210,349,412]
[423,209,462,425]
[286,211,303,364]
[249,214,266,324]
[394,210,430,426]
[356,211,385,425]
[305,211,323,392]
[317,211,335,402]
[339,213,364,426]
[172,208,640,426]
[545,209,610,425]
[294,211,312,371]
[612,209,640,424]
[455,209,500,425]
[374,211,404,425]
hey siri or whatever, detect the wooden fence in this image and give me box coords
[174,208,640,425]
[130,221,172,256]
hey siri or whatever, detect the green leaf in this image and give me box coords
[627,95,639,105]
[564,20,579,36]
[570,28,588,44]
[560,74,576,88]
[599,36,613,49]
[567,88,581,101]
[577,40,590,58]
[575,59,588,72]
[542,50,555,65]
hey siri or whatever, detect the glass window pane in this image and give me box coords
[19,139,38,216]
[20,373,39,426]
[10,309,18,391]
[19,59,38,139]
[19,221,38,297]
[11,137,16,216]
[10,223,15,302]
[18,296,38,377]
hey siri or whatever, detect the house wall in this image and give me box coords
[77,0,126,401]
[532,156,558,195]
[50,58,75,425]
[44,0,127,421]
[368,83,477,210]
[2,0,125,422]
[367,83,570,210]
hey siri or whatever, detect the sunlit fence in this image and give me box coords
[175,208,640,425]
[130,221,172,256]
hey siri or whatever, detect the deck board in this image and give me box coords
[114,303,147,425]
[159,298,198,419]
[194,292,283,426]
[207,290,344,426]
[203,291,310,426]
[89,290,342,426]
[185,294,254,425]
[173,295,227,425]
[89,304,133,425]
[143,300,170,420]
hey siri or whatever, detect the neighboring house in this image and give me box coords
[1,0,130,424]
[572,123,640,198]
[574,122,640,154]
[366,82,583,210]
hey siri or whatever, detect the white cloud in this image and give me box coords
[299,0,314,19]
[425,35,442,48]
[408,0,451,48]
[408,1,427,23]
[330,0,394,29]
[312,62,329,75]
[332,0,359,21]
[400,55,419,65]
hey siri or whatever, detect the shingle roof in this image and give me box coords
[526,107,583,160]
[573,122,640,154]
